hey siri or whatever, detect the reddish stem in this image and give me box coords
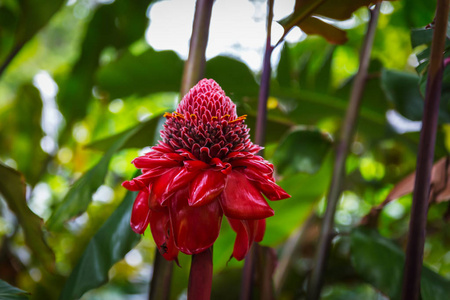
[401,0,449,299]
[188,247,213,300]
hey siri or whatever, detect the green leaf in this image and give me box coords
[205,56,259,99]
[87,115,165,152]
[57,0,155,125]
[0,0,65,67]
[47,126,139,230]
[0,279,30,300]
[59,190,141,300]
[276,44,292,88]
[273,127,332,175]
[0,163,55,273]
[351,227,450,300]
[96,49,184,100]
[381,69,424,121]
[0,84,46,186]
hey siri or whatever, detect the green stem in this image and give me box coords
[306,3,381,300]
[148,252,173,300]
[401,1,449,299]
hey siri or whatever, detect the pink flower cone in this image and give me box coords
[123,79,290,261]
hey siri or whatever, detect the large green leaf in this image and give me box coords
[205,56,259,99]
[381,69,450,123]
[47,126,139,230]
[351,227,450,300]
[57,0,154,125]
[0,163,55,273]
[96,49,184,99]
[273,127,332,175]
[59,190,141,300]
[0,0,65,71]
[0,84,46,186]
[0,279,30,300]
[87,115,165,152]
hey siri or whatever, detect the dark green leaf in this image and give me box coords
[96,48,184,99]
[0,84,46,186]
[58,0,155,125]
[87,115,164,152]
[351,227,450,300]
[205,56,259,99]
[0,163,55,273]
[381,69,424,121]
[0,0,64,68]
[47,127,139,230]
[276,44,292,88]
[0,279,30,300]
[59,190,141,300]
[273,127,332,175]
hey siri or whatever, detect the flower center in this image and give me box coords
[160,79,255,162]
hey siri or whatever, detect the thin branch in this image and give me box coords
[401,0,449,299]
[149,1,214,299]
[188,247,213,300]
[306,3,382,300]
[240,1,274,299]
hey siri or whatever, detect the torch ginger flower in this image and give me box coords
[123,79,290,261]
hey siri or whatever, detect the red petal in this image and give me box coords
[255,219,266,242]
[183,159,210,171]
[227,218,250,261]
[132,156,180,169]
[219,171,274,220]
[149,167,183,206]
[162,168,200,200]
[231,157,273,175]
[243,168,290,201]
[189,170,226,207]
[130,190,151,234]
[122,179,145,191]
[149,208,178,260]
[169,188,222,255]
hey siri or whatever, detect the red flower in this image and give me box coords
[123,79,290,261]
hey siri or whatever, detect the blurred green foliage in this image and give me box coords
[0,0,449,299]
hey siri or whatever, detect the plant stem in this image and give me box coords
[306,4,381,300]
[241,1,274,299]
[401,1,449,299]
[188,247,213,300]
[149,1,214,299]
[180,0,214,95]
[148,252,173,300]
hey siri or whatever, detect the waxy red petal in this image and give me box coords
[130,190,151,234]
[227,218,250,261]
[132,156,181,169]
[231,157,273,175]
[169,188,222,255]
[219,171,274,220]
[189,169,226,207]
[122,179,145,191]
[149,167,183,206]
[243,168,291,201]
[149,208,178,260]
[255,219,266,242]
[162,168,200,200]
[183,159,210,171]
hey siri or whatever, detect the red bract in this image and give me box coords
[123,79,290,261]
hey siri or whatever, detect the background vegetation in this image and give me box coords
[0,0,449,299]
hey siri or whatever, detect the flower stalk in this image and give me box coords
[401,0,449,299]
[188,247,213,300]
[306,3,381,299]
